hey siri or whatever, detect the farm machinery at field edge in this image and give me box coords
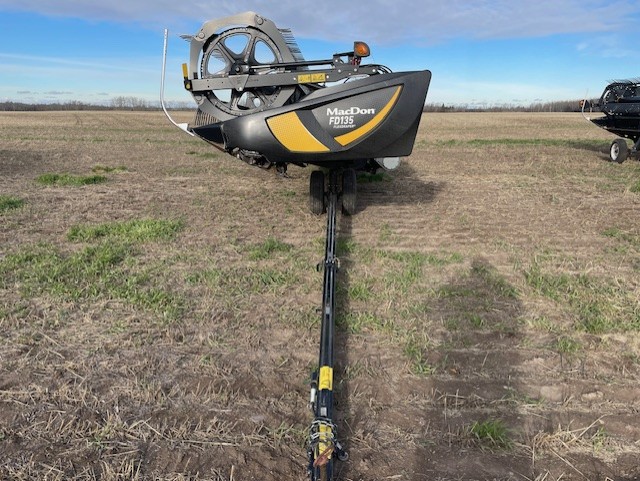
[582,78,640,163]
[161,11,431,480]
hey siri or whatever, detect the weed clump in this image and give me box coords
[37,173,107,186]
[248,237,292,260]
[469,419,513,449]
[0,195,24,213]
[67,219,184,243]
[91,164,128,173]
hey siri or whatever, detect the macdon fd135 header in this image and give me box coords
[162,11,431,215]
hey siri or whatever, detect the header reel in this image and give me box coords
[182,12,388,125]
[183,12,305,122]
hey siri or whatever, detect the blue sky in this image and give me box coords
[1,1,639,107]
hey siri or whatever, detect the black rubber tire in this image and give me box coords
[309,170,325,215]
[610,138,628,163]
[341,168,357,216]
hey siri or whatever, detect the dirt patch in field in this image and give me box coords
[1,111,639,480]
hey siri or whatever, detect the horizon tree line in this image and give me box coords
[0,97,591,113]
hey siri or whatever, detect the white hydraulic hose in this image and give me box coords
[161,29,194,136]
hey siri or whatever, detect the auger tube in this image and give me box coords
[308,170,348,480]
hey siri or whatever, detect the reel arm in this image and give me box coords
[185,63,388,94]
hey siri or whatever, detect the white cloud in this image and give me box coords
[0,51,181,103]
[428,75,582,105]
[2,1,638,104]
[1,0,639,44]
[575,34,638,59]
[0,52,156,74]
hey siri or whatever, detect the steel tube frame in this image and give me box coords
[308,171,346,481]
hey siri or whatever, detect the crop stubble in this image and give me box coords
[1,111,639,480]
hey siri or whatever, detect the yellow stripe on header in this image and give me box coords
[267,112,330,153]
[335,86,402,146]
[319,366,333,390]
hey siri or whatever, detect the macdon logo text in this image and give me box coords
[326,107,376,116]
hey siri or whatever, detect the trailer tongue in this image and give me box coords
[307,171,349,480]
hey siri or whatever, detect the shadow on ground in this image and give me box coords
[353,162,444,213]
[411,258,531,480]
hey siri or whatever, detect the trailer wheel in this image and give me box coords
[610,138,628,163]
[309,171,325,215]
[341,168,357,216]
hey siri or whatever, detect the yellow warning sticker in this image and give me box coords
[319,366,333,390]
[298,73,327,84]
